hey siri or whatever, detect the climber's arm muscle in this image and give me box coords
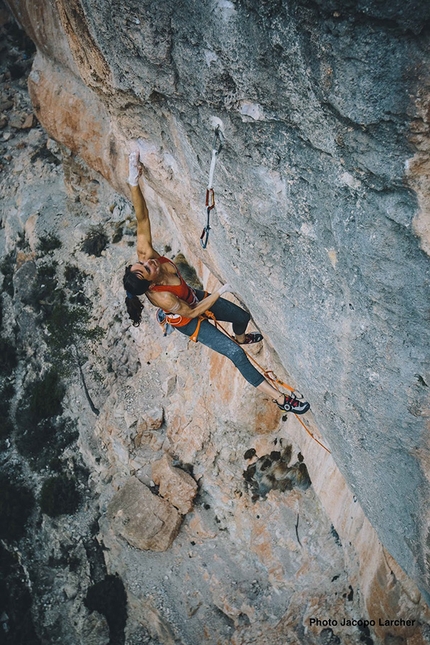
[130,184,159,260]
[146,291,222,319]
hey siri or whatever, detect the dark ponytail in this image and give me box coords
[125,294,144,326]
[123,265,151,327]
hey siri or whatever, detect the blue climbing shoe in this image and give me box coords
[276,394,310,415]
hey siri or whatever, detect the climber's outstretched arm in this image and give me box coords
[130,182,149,223]
[128,152,159,261]
[129,184,159,261]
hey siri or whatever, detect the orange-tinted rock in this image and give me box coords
[21,112,35,128]
[28,57,127,195]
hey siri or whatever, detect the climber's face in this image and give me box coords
[130,258,160,282]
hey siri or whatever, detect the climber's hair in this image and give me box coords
[123,265,151,296]
[123,265,150,327]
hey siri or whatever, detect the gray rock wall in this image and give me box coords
[6,0,430,604]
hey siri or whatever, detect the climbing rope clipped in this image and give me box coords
[201,125,224,249]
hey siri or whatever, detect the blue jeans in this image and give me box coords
[175,290,265,388]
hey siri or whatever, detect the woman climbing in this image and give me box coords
[123,150,310,415]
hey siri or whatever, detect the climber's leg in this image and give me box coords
[177,320,310,412]
[176,318,265,387]
[193,290,262,344]
[177,292,310,413]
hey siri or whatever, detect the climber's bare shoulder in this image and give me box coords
[145,289,181,311]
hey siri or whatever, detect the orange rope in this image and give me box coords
[293,414,331,454]
[198,312,331,454]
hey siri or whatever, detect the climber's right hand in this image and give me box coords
[127,151,141,187]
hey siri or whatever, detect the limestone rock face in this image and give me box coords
[106,476,182,552]
[15,0,428,601]
[2,0,430,642]
[151,454,198,515]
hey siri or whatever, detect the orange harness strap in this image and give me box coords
[188,292,216,343]
[189,310,216,343]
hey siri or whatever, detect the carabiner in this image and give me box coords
[206,188,215,210]
[200,225,210,249]
[213,125,223,155]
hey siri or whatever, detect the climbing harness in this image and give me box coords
[201,126,224,249]
[183,291,216,342]
[190,308,331,454]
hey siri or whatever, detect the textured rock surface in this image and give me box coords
[0,89,429,643]
[105,476,183,552]
[1,1,430,644]
[18,0,429,600]
[151,454,198,515]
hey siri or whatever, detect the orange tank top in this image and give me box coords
[148,257,198,327]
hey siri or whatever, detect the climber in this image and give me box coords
[122,150,310,415]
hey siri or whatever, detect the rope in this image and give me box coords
[201,126,223,249]
[196,311,331,453]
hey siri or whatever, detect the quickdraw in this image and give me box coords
[201,126,223,249]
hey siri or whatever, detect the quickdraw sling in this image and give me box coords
[200,126,223,249]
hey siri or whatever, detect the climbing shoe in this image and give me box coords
[238,332,264,344]
[275,394,310,415]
